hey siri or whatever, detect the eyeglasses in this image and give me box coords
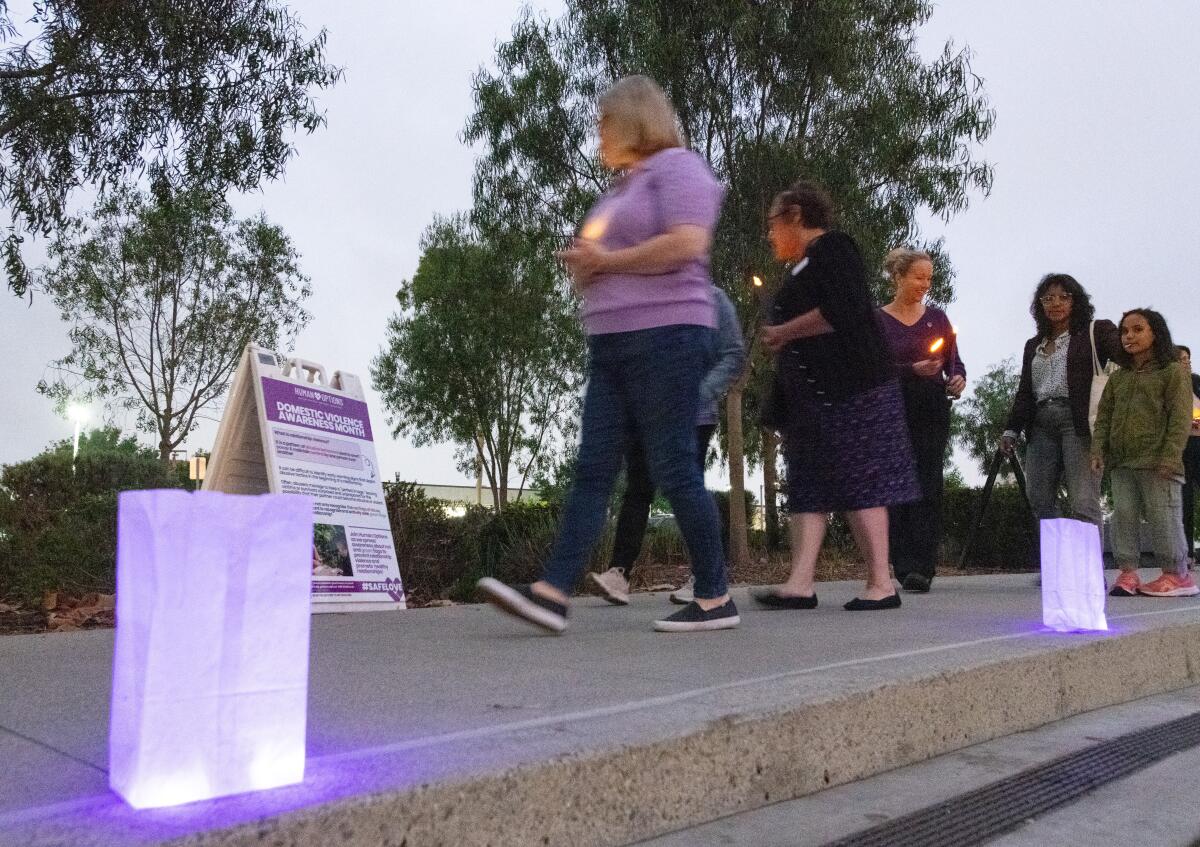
[1039,293,1073,305]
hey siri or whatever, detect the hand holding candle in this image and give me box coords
[556,236,609,288]
[912,336,949,380]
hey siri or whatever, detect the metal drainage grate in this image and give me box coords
[825,710,1200,847]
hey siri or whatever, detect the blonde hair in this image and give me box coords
[599,75,684,158]
[883,247,932,282]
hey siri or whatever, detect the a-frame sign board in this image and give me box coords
[206,345,405,612]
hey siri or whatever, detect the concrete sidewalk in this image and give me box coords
[2,573,1199,846]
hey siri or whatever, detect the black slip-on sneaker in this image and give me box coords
[653,599,740,632]
[751,588,818,609]
[477,577,568,633]
[843,593,902,611]
[901,573,931,593]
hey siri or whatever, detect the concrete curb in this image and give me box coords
[157,618,1200,847]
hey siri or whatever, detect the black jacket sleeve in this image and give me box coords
[1005,338,1037,436]
[808,232,872,336]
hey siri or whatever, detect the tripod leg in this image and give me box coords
[959,449,1004,569]
[1010,451,1034,516]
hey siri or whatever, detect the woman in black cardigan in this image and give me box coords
[755,181,919,611]
[1001,273,1119,525]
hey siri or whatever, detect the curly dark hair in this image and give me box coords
[1115,308,1178,369]
[770,180,835,229]
[1030,273,1095,339]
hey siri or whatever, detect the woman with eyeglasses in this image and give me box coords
[1001,274,1119,527]
[755,181,919,611]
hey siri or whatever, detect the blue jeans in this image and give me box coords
[543,325,728,599]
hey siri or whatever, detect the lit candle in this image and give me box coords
[580,213,609,242]
[752,275,763,288]
[929,337,945,354]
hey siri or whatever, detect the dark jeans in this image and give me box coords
[888,378,950,581]
[1184,436,1200,558]
[542,325,728,599]
[610,423,718,577]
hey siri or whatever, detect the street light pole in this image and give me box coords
[67,404,89,474]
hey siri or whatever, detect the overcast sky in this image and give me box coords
[3,0,1198,492]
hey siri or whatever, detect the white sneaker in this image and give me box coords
[589,568,630,605]
[669,576,695,605]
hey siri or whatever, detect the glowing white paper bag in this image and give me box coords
[1040,518,1108,632]
[110,490,313,809]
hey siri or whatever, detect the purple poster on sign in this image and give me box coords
[261,378,374,442]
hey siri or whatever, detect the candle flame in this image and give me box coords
[952,325,959,334]
[752,275,763,287]
[580,214,608,241]
[929,337,945,354]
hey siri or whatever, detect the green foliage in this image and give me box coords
[38,188,311,461]
[941,485,1037,570]
[712,487,757,544]
[944,465,968,491]
[530,448,577,509]
[464,0,995,464]
[45,426,159,461]
[451,500,562,599]
[371,215,585,511]
[0,429,181,603]
[384,481,460,605]
[952,358,1021,477]
[0,1,341,295]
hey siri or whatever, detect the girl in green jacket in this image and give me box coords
[1091,309,1195,597]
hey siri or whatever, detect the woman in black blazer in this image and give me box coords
[1001,273,1119,525]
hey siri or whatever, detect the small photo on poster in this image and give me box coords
[312,523,353,577]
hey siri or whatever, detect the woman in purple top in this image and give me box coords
[477,76,738,635]
[876,248,967,592]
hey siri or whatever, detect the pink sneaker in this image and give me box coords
[1109,570,1141,597]
[1138,572,1200,597]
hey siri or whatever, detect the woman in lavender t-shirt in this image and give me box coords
[477,76,738,634]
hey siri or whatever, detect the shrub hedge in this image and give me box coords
[0,433,182,604]
[9,444,1191,607]
[940,485,1038,569]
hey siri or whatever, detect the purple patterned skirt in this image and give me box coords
[782,379,921,513]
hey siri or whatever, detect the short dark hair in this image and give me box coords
[1116,308,1178,369]
[771,180,835,229]
[1030,273,1095,339]
[1178,344,1191,356]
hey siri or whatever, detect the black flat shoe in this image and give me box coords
[843,593,901,611]
[752,588,818,609]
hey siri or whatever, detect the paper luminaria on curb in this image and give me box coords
[109,490,314,809]
[1039,517,1108,632]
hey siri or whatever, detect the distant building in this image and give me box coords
[397,479,543,515]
